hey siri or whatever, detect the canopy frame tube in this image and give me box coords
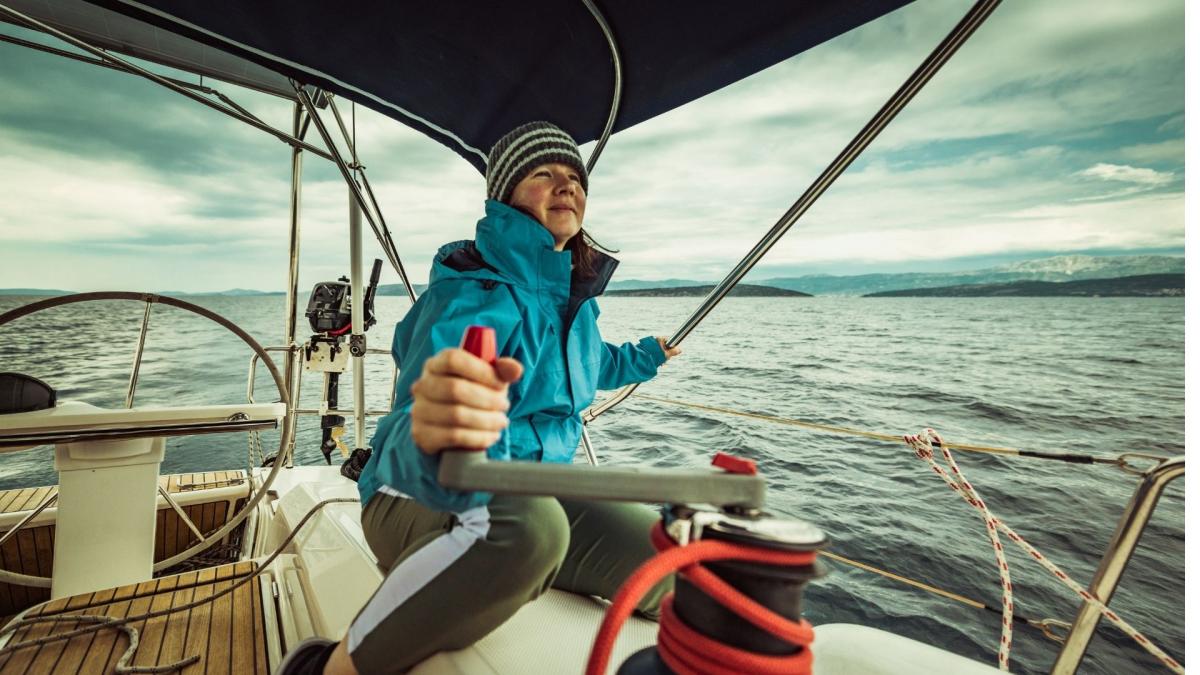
[0,4,420,464]
[583,0,1004,424]
[2,0,420,281]
[0,3,334,161]
[322,92,418,304]
[0,31,281,110]
[580,0,622,173]
[281,101,307,468]
[294,83,417,294]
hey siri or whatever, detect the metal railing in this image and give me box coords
[1051,456,1185,674]
[246,345,399,463]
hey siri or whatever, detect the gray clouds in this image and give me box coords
[0,0,1184,291]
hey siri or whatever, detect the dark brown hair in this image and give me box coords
[511,204,616,279]
[566,228,615,280]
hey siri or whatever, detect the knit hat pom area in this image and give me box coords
[486,121,588,204]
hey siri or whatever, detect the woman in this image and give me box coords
[280,121,680,675]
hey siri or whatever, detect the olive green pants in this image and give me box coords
[346,492,671,673]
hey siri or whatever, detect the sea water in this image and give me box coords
[0,294,1184,674]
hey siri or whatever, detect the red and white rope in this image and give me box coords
[905,428,1183,674]
[904,428,1013,669]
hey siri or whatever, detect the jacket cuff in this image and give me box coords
[639,335,668,368]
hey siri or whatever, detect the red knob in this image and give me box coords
[460,325,497,364]
[712,452,757,475]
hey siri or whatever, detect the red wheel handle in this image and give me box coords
[459,325,496,363]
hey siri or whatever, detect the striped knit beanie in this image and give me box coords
[485,121,588,204]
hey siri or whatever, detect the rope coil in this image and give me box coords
[905,428,1183,674]
[587,523,817,675]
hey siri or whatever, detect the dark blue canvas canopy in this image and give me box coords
[73,1,913,172]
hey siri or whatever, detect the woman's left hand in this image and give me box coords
[657,336,682,361]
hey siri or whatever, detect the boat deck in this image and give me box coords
[0,561,267,674]
[0,471,246,516]
[0,472,249,626]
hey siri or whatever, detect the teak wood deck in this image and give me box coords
[0,472,248,617]
[0,471,246,516]
[0,561,268,675]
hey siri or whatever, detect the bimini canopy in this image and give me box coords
[4,0,913,172]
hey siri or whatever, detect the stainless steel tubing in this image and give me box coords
[0,417,279,449]
[158,485,207,543]
[390,364,399,410]
[285,348,303,468]
[0,494,57,549]
[0,33,276,109]
[357,171,417,304]
[246,347,291,404]
[580,425,599,466]
[247,346,389,404]
[0,4,334,160]
[284,102,306,352]
[581,0,623,173]
[322,93,418,304]
[1050,456,1184,674]
[323,92,359,165]
[350,187,367,451]
[584,0,1004,424]
[124,301,152,408]
[295,84,407,283]
[282,102,305,457]
[293,408,392,417]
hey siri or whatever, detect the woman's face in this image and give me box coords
[508,162,586,251]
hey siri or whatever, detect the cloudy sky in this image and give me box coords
[0,0,1186,292]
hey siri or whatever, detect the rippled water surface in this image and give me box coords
[0,294,1184,673]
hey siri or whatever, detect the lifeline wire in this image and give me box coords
[906,428,1183,674]
[632,393,1152,468]
[0,497,360,674]
[817,550,1069,643]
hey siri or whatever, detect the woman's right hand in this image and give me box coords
[410,348,524,454]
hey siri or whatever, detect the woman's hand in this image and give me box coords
[410,348,524,454]
[657,337,682,361]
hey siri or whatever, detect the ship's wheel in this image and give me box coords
[0,292,292,591]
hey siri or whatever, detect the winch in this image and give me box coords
[617,505,828,674]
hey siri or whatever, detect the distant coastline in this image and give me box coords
[606,284,811,298]
[863,274,1183,297]
[2,255,1184,298]
[0,289,285,297]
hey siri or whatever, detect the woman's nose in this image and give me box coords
[555,178,576,195]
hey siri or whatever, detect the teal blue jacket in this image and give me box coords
[358,200,667,512]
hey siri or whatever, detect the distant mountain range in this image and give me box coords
[0,288,74,296]
[0,288,285,297]
[607,284,811,298]
[377,283,428,296]
[3,255,1184,298]
[607,278,710,291]
[864,273,1183,297]
[608,255,1184,297]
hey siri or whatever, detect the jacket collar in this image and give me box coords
[474,200,619,304]
[475,200,568,291]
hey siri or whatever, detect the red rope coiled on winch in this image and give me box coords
[586,523,817,675]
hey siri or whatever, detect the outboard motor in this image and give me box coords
[302,258,383,465]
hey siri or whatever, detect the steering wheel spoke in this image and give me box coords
[0,292,293,592]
